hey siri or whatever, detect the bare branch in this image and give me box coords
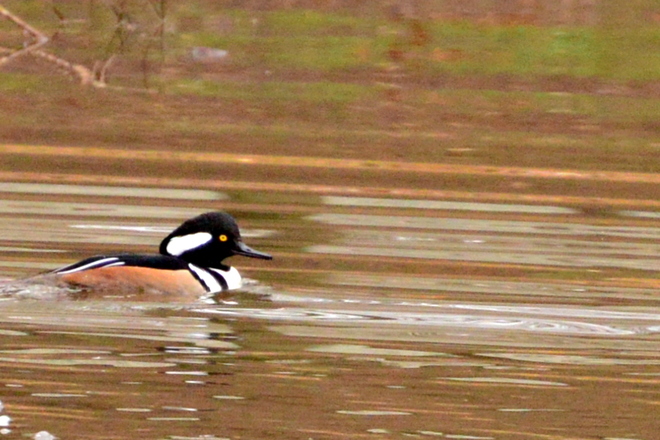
[0,4,104,87]
[29,48,100,86]
[95,54,116,84]
[0,2,166,90]
[0,5,49,67]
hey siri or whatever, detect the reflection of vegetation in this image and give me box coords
[0,69,658,173]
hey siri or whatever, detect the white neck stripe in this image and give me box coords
[188,264,243,293]
[188,263,222,293]
[208,266,242,290]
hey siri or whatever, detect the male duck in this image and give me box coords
[53,211,272,295]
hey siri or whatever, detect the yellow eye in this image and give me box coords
[219,234,228,242]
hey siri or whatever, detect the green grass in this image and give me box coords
[0,72,47,92]
[169,78,660,128]
[169,8,660,80]
[175,79,374,103]
[5,2,660,80]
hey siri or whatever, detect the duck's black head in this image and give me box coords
[159,212,272,268]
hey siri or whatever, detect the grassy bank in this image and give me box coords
[0,1,659,174]
[3,2,660,81]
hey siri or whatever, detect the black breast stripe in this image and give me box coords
[186,264,228,292]
[209,269,229,291]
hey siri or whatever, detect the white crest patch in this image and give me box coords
[165,232,212,256]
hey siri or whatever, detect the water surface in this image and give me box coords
[0,152,659,440]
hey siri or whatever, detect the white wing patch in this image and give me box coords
[56,257,125,275]
[165,232,212,256]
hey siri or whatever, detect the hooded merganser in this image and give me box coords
[52,211,272,296]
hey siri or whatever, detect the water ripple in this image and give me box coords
[197,307,655,336]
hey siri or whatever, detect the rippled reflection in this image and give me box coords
[199,306,660,337]
[323,196,578,214]
[307,218,660,270]
[441,377,568,386]
[328,273,658,301]
[0,183,227,200]
[309,213,660,239]
[0,200,204,218]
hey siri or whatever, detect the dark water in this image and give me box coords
[0,159,659,439]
